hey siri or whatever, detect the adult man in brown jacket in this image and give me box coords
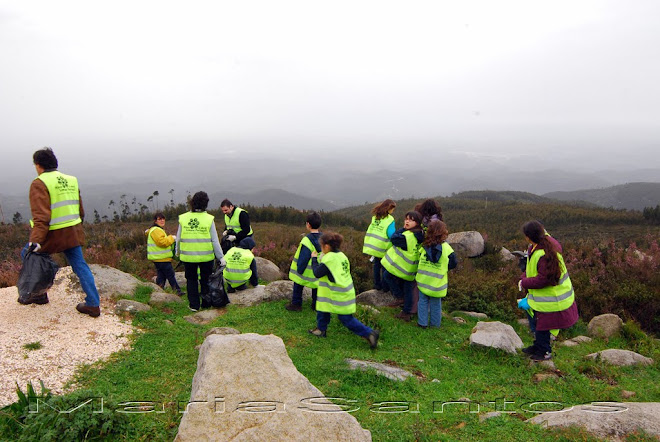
[29,147,101,317]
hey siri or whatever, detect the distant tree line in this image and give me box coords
[642,205,660,224]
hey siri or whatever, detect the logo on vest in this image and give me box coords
[341,260,349,274]
[188,218,200,229]
[230,251,242,262]
[56,176,69,189]
[373,219,381,226]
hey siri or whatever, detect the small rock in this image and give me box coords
[432,379,440,383]
[500,248,516,261]
[114,299,151,314]
[345,358,414,381]
[479,411,503,422]
[587,313,623,339]
[621,390,636,399]
[204,327,240,337]
[559,335,592,347]
[453,311,489,319]
[528,359,557,370]
[453,317,467,324]
[517,318,530,326]
[163,320,174,326]
[359,305,381,315]
[149,292,184,305]
[184,309,223,325]
[585,349,654,366]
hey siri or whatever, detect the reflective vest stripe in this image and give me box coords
[318,281,355,293]
[362,215,394,258]
[416,269,445,279]
[365,232,388,241]
[226,268,251,274]
[51,199,79,209]
[316,296,356,307]
[288,236,319,288]
[148,250,172,257]
[179,238,210,243]
[529,288,574,303]
[417,281,448,293]
[180,250,213,256]
[383,253,415,278]
[50,213,81,225]
[147,226,173,260]
[363,243,388,254]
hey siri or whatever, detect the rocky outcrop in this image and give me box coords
[70,264,159,298]
[175,333,371,441]
[452,311,489,320]
[527,402,660,440]
[149,291,184,305]
[469,321,523,354]
[447,231,485,258]
[254,257,283,282]
[184,309,225,325]
[356,289,397,307]
[587,313,623,339]
[585,349,654,366]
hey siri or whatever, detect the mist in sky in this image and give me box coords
[1,0,659,193]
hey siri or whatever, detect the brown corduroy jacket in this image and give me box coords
[29,173,86,253]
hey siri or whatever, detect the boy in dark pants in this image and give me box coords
[286,212,322,311]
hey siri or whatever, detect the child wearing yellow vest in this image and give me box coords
[308,232,380,349]
[362,199,396,291]
[286,212,322,311]
[415,220,457,328]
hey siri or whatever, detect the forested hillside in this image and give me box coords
[544,182,660,211]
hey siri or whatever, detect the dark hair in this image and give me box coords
[371,199,396,220]
[320,231,343,252]
[423,220,449,247]
[191,191,209,211]
[33,147,58,170]
[306,211,322,229]
[414,199,443,222]
[220,199,233,208]
[404,210,423,232]
[522,220,561,283]
[153,212,165,221]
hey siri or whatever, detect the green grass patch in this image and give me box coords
[22,342,42,351]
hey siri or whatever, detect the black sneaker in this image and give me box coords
[529,352,552,361]
[285,303,302,312]
[522,345,537,355]
[366,330,380,349]
[308,328,326,338]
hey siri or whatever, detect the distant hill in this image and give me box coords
[543,182,660,211]
[450,190,555,204]
[209,188,339,212]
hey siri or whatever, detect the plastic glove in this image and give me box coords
[28,242,41,252]
[171,235,178,241]
[226,235,236,242]
[219,257,227,267]
[517,297,530,310]
[518,280,523,291]
[222,230,228,237]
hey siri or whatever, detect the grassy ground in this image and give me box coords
[4,283,658,441]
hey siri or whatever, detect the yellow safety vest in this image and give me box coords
[147,226,174,261]
[362,215,394,258]
[36,171,82,230]
[178,212,215,263]
[223,246,254,288]
[316,251,356,315]
[526,248,575,313]
[382,230,420,281]
[416,242,454,298]
[289,236,320,288]
[224,207,253,236]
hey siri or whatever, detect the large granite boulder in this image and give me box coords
[175,333,371,441]
[115,299,151,314]
[263,280,312,301]
[469,321,523,354]
[585,349,654,366]
[447,231,485,258]
[67,264,159,298]
[587,313,623,339]
[527,402,660,439]
[149,291,184,305]
[356,289,397,307]
[254,257,283,282]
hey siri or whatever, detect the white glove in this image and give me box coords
[219,257,227,267]
[29,242,41,252]
[226,235,236,242]
[518,280,523,291]
[222,230,228,237]
[171,235,178,241]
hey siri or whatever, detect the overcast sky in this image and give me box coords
[1,0,659,181]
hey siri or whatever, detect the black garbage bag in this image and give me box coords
[204,264,230,308]
[17,250,59,303]
[220,237,235,254]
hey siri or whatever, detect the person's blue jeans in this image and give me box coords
[417,293,442,327]
[383,271,414,313]
[526,310,537,334]
[534,330,552,355]
[292,283,317,306]
[63,246,100,307]
[154,261,181,291]
[316,311,372,337]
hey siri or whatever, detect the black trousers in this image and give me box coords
[183,260,214,309]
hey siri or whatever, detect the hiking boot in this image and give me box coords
[76,303,100,318]
[522,345,537,355]
[366,330,380,349]
[18,293,49,305]
[388,299,404,308]
[529,352,552,361]
[176,290,184,297]
[395,311,412,322]
[417,323,428,329]
[285,303,302,312]
[308,328,326,338]
[189,307,199,312]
